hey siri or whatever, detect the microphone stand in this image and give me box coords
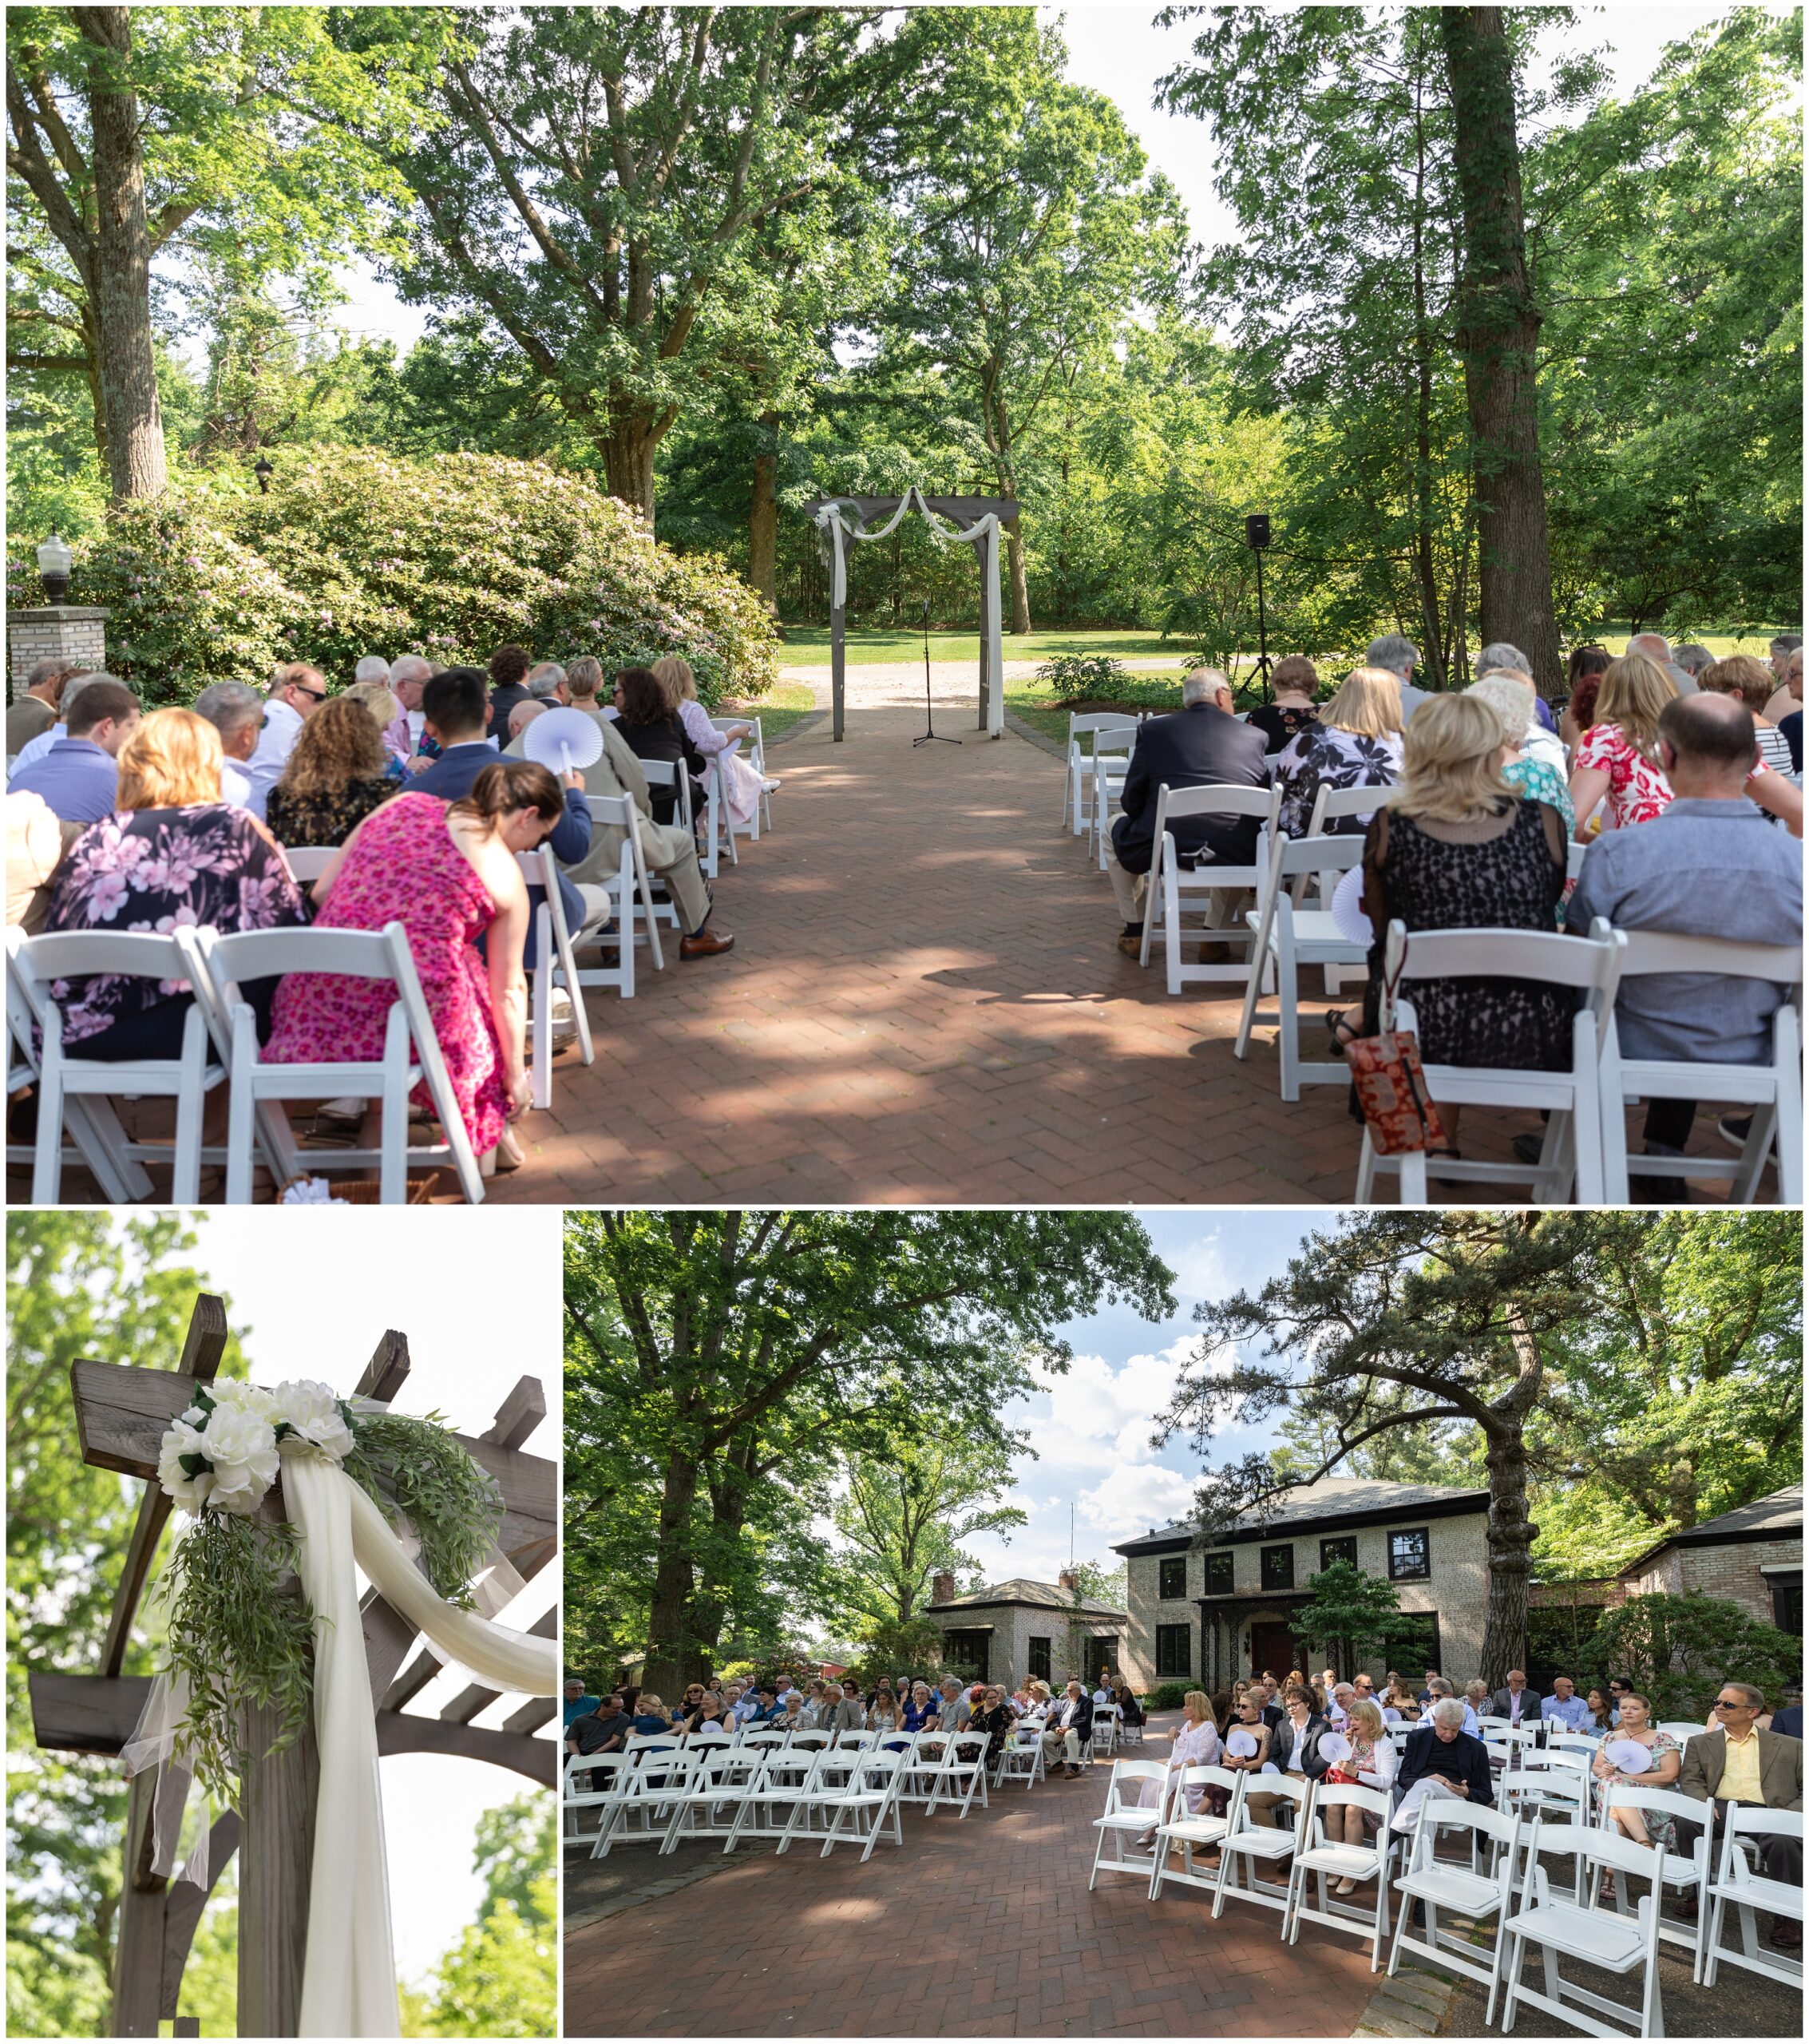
[913,598,960,747]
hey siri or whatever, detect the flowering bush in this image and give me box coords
[62,447,781,711]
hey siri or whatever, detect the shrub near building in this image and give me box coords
[35,447,782,711]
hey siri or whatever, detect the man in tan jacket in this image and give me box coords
[508,707,732,959]
[1673,1681,1802,1951]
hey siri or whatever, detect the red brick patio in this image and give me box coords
[564,1731,1383,2037]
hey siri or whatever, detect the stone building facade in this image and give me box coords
[7,607,109,692]
[1620,1487,1802,1634]
[923,1570,1130,1692]
[1114,1476,1492,1692]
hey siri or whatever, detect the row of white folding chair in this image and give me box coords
[992,1722,1047,1789]
[1700,1801,1803,1991]
[714,1742,908,1861]
[1357,917,1626,1205]
[1063,713,1138,836]
[1233,827,1367,1099]
[711,714,773,842]
[516,846,596,1109]
[1091,1704,1119,1758]
[572,792,666,992]
[1138,783,1281,993]
[1089,727,1138,867]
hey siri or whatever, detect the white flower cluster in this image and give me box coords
[156,1377,357,1516]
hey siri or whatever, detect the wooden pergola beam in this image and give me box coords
[354,1329,411,1404]
[374,1711,556,1787]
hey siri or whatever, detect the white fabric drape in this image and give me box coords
[811,486,1007,736]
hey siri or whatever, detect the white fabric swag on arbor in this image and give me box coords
[810,486,1007,739]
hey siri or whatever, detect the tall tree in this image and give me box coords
[1439,6,1561,686]
[564,1209,1174,1695]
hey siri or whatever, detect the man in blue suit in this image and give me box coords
[407,667,608,969]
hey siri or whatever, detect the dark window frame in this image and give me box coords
[1203,1549,1234,1595]
[1387,1527,1431,1582]
[1158,1555,1187,1601]
[1154,1623,1191,1677]
[1027,1635,1051,1682]
[1320,1535,1359,1571]
[1769,1574,1803,1638]
[1261,1543,1295,1591]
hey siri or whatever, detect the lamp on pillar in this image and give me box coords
[254,456,273,495]
[36,533,73,605]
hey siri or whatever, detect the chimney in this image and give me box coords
[931,1570,956,1605]
[1058,1567,1079,1593]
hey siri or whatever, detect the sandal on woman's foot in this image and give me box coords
[1325,1009,1356,1058]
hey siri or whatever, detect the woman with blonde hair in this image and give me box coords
[266,694,400,848]
[1568,651,1677,834]
[1134,1688,1224,1845]
[1273,664,1403,838]
[1330,693,1570,1126]
[42,708,307,1058]
[1321,1697,1397,1888]
[649,654,774,827]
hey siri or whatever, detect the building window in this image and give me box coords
[1027,1636,1051,1682]
[1771,1574,1803,1637]
[1387,1528,1431,1582]
[1155,1624,1191,1677]
[1320,1536,1359,1571]
[1158,1556,1187,1600]
[1203,1549,1233,1595]
[1261,1544,1295,1591]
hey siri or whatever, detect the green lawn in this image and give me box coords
[728,675,817,743]
[774,625,1180,667]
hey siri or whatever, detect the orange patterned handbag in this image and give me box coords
[1344,938,1448,1156]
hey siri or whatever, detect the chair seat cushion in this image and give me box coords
[1504,1901,1648,1969]
[1297,1844,1384,1879]
[1708,1873,1800,1916]
[1395,1867,1500,1915]
[1226,1832,1296,1860]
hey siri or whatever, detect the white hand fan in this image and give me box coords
[1382,1706,1402,1724]
[524,706,604,780]
[1226,1727,1258,1758]
[1319,1731,1352,1766]
[1604,1739,1651,1774]
[1331,864,1373,947]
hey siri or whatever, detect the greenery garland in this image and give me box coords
[155,1387,504,1807]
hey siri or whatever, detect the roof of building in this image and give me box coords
[1621,1485,1803,1577]
[925,1576,1128,1620]
[1113,1476,1492,1555]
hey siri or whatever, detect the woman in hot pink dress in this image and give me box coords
[263,762,565,1178]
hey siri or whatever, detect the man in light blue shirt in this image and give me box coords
[1541,1676,1591,1733]
[563,1679,601,1726]
[7,677,138,822]
[241,663,328,818]
[1424,1677,1480,1735]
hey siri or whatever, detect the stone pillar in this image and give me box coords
[8,606,110,693]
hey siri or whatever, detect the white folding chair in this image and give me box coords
[1150,1765,1243,1902]
[1211,1771,1309,1920]
[10,929,224,1203]
[564,1750,626,1848]
[1596,1784,1712,1962]
[778,1746,906,1861]
[1498,1817,1667,2037]
[639,757,695,869]
[1355,917,1626,1206]
[1700,1802,1803,1990]
[6,933,153,1201]
[1138,783,1279,993]
[281,845,338,884]
[592,1748,695,1858]
[516,846,596,1109]
[1233,830,1367,1098]
[924,1732,992,1819]
[575,794,663,992]
[1284,1782,1398,1967]
[1386,1799,1522,2026]
[1091,1704,1119,1760]
[1063,712,1138,834]
[992,1722,1046,1790]
[1089,726,1137,869]
[1597,931,1802,1204]
[713,715,772,839]
[1502,1749,1594,1832]
[1087,1759,1170,1890]
[189,921,485,1205]
[1656,1722,1704,1744]
[656,1742,765,1852]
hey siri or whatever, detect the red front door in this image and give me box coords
[1249,1621,1296,1679]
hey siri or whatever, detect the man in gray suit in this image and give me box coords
[1367,634,1431,723]
[1490,1669,1542,1729]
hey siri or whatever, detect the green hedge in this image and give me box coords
[1142,1681,1191,1712]
[11,447,781,712]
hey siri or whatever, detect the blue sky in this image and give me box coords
[961,1210,1323,1588]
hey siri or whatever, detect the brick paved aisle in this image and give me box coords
[564,1734,1381,2038]
[497,707,1399,1206]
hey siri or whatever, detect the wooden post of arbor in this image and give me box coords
[27,1296,559,2039]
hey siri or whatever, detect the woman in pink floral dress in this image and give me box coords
[1568,653,1676,836]
[263,760,565,1178]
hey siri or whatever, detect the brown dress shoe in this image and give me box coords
[1116,931,1143,959]
[679,927,736,960]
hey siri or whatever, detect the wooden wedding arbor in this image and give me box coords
[805,491,1020,742]
[27,1294,559,2038]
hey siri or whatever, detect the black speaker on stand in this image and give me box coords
[1245,513,1273,699]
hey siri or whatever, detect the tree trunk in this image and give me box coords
[1440,6,1561,692]
[643,1451,702,1697]
[80,7,167,500]
[748,424,778,608]
[1478,1420,1538,1689]
[601,397,659,525]
[1411,70,1447,688]
[1004,518,1031,636]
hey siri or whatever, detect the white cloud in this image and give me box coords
[1166,1233,1231,1301]
[1077,1464,1197,1542]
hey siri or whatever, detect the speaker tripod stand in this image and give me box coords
[912,599,960,747]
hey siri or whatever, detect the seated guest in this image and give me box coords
[1672,642,1715,687]
[42,709,306,1056]
[354,653,391,688]
[1394,1697,1494,1829]
[485,642,533,742]
[1559,669,1603,755]
[1540,1674,1592,1733]
[651,655,774,826]
[612,664,710,829]
[243,662,330,819]
[264,757,568,1178]
[265,695,398,848]
[1700,653,1796,780]
[1246,1682,1332,1827]
[1424,1676,1480,1735]
[382,655,437,763]
[10,666,107,774]
[1585,1686,1614,1731]
[1674,1682,1802,1952]
[1113,1679,1144,1729]
[1763,640,1803,727]
[507,699,546,747]
[1465,1678,1493,1724]
[777,1690,810,1736]
[1321,1697,1398,1888]
[901,1681,939,1733]
[1365,634,1431,723]
[1039,1681,1095,1779]
[1245,653,1321,755]
[630,1693,674,1736]
[1476,641,1558,733]
[564,1678,602,1725]
[826,1680,867,1735]
[1383,1678,1421,1724]
[7,656,81,759]
[1108,666,1271,956]
[1490,1669,1542,1729]
[568,655,615,730]
[1221,1691,1273,1785]
[867,1685,901,1737]
[409,667,610,966]
[1326,1682,1356,1728]
[6,786,65,933]
[192,681,265,806]
[7,677,139,823]
[1133,1688,1222,1843]
[567,1693,631,1760]
[1593,1693,1683,1896]
[968,1686,1015,1768]
[1570,653,1679,834]
[525,660,569,707]
[1472,673,1573,826]
[1273,664,1403,838]
[1335,695,1570,1146]
[1569,694,1803,1193]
